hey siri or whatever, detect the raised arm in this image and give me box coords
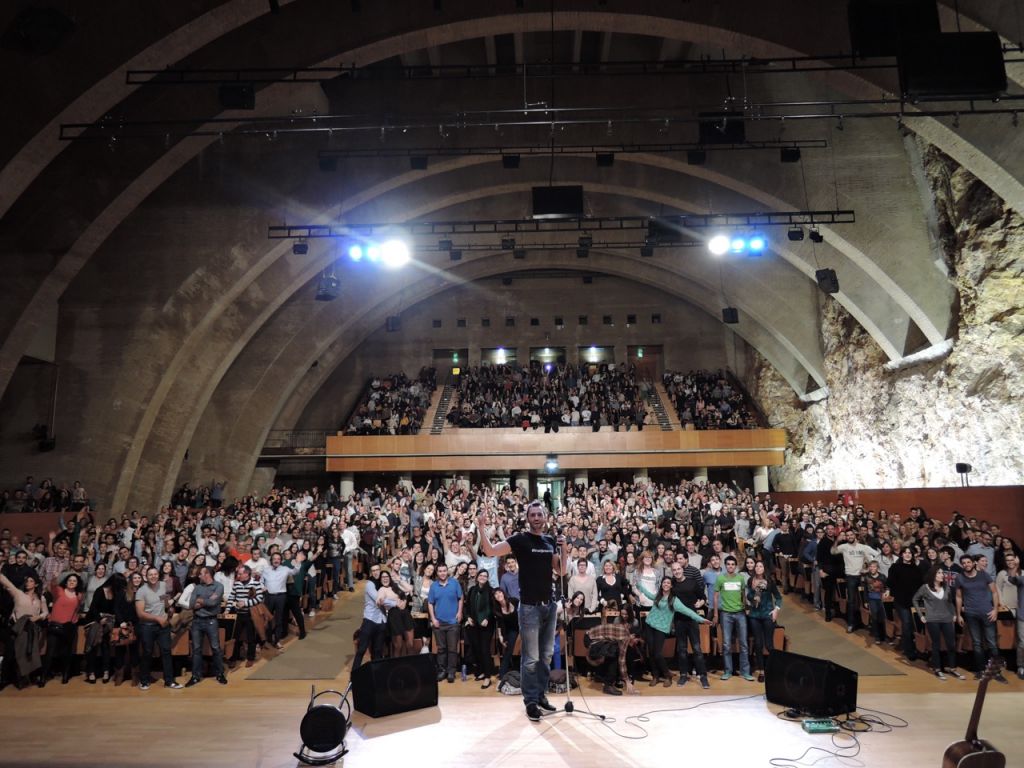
[670,596,707,623]
[476,512,512,558]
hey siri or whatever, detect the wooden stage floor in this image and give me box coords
[1,594,1021,768]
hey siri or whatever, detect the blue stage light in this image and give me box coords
[748,235,766,252]
[730,237,746,253]
[348,244,363,261]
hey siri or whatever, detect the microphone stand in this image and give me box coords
[544,537,607,722]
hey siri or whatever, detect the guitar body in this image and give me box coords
[942,738,1006,768]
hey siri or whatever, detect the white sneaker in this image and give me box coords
[308,610,316,618]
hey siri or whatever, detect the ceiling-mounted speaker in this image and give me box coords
[318,156,337,172]
[816,268,840,294]
[848,0,939,58]
[385,316,401,332]
[898,32,1006,100]
[955,462,972,474]
[722,307,739,324]
[218,84,256,110]
[698,112,745,145]
[532,185,584,219]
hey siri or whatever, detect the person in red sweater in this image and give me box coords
[40,572,84,686]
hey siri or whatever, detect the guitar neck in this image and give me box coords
[964,673,991,743]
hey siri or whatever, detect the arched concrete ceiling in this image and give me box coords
[0,0,1015,508]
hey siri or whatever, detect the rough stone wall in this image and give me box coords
[745,141,1024,490]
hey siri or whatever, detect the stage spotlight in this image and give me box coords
[708,234,730,255]
[380,239,410,268]
[787,227,805,242]
[315,271,339,302]
[294,686,350,766]
[502,154,520,169]
[545,454,559,472]
[730,236,746,253]
[366,245,381,262]
[347,244,363,261]
[748,235,766,252]
[808,227,824,243]
[501,237,515,250]
[293,240,309,255]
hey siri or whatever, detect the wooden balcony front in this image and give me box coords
[326,427,786,472]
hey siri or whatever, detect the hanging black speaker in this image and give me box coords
[765,650,858,717]
[351,653,439,718]
[898,32,1006,101]
[816,268,840,294]
[722,307,739,324]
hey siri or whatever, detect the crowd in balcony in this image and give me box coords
[446,361,652,431]
[343,368,437,435]
[662,370,761,429]
[0,477,91,514]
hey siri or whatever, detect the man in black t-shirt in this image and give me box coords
[478,500,568,723]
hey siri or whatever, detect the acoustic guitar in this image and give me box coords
[941,657,1006,768]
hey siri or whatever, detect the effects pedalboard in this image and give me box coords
[801,718,840,734]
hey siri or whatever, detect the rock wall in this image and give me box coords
[746,141,1024,491]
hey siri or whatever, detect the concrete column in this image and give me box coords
[753,466,769,495]
[339,472,355,501]
[397,474,413,491]
[514,471,530,494]
[573,470,589,488]
[632,468,649,486]
[692,467,708,485]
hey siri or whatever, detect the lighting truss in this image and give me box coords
[123,47,1024,85]
[316,139,827,161]
[267,210,854,241]
[60,95,1024,140]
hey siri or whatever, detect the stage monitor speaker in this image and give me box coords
[847,0,939,58]
[698,112,745,145]
[816,268,840,294]
[532,185,584,219]
[351,653,438,718]
[765,650,858,717]
[899,32,1006,100]
[218,83,256,110]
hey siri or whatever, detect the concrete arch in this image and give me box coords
[205,250,808,497]
[117,169,824,512]
[0,3,1011,403]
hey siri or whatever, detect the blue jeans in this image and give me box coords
[720,611,750,676]
[867,598,887,642]
[499,627,519,678]
[519,602,556,705]
[190,616,224,680]
[329,557,343,594]
[965,614,997,673]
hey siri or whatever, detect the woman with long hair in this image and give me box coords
[113,572,142,686]
[380,569,414,658]
[635,575,707,686]
[40,572,85,685]
[465,569,496,688]
[0,571,48,688]
[158,559,182,597]
[913,566,966,680]
[746,560,782,683]
[84,561,110,613]
[493,587,519,680]
[630,550,660,612]
[84,570,117,684]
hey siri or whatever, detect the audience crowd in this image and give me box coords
[0,476,91,514]
[447,361,652,431]
[343,368,437,435]
[662,370,761,429]
[2,475,1020,694]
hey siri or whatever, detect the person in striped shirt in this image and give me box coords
[227,565,263,668]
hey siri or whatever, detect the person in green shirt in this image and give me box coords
[636,576,706,686]
[714,556,753,681]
